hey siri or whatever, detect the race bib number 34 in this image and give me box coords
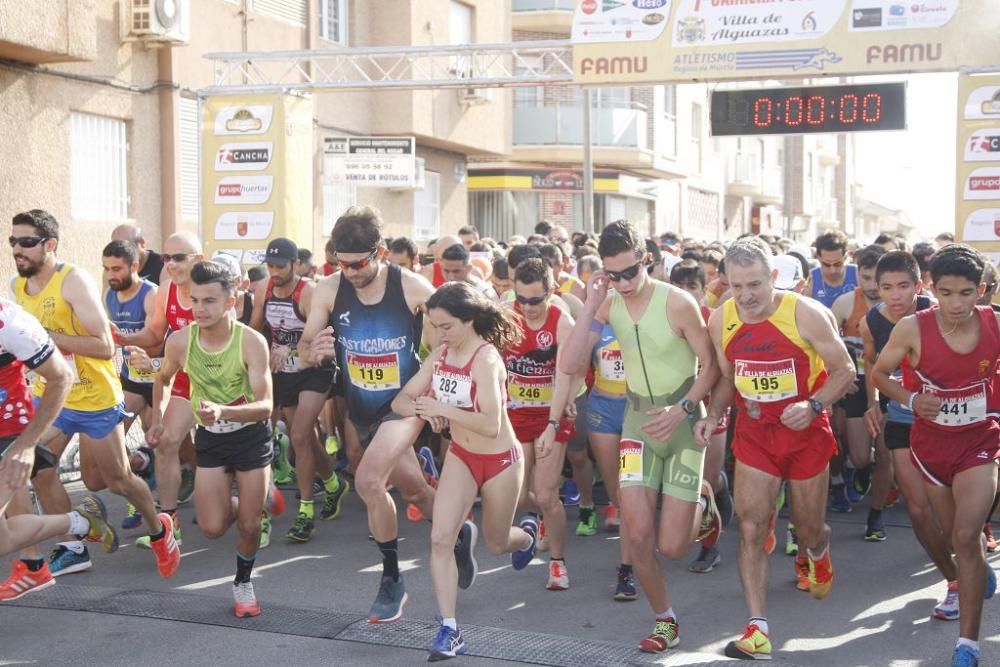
[598,348,625,382]
[734,358,798,403]
[347,351,401,391]
[507,372,553,408]
[930,384,987,428]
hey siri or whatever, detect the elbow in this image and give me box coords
[559,358,582,376]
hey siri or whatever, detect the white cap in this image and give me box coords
[662,254,683,276]
[211,251,246,280]
[774,254,804,290]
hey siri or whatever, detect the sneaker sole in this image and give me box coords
[546,582,569,591]
[321,480,350,521]
[864,533,887,542]
[0,577,55,601]
[932,610,960,621]
[613,592,638,601]
[286,532,313,543]
[689,553,722,573]
[428,646,466,662]
[234,606,262,618]
[368,592,408,624]
[724,642,771,660]
[51,560,92,577]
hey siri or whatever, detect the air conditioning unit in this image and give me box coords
[123,0,191,45]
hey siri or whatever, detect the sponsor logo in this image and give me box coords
[865,42,941,64]
[965,131,1000,162]
[339,311,351,326]
[853,7,882,28]
[889,4,906,15]
[960,209,1000,240]
[214,142,273,172]
[213,105,274,136]
[603,0,625,10]
[801,11,817,31]
[214,211,274,240]
[970,177,1000,191]
[213,176,274,205]
[536,330,554,350]
[911,2,948,13]
[964,168,1000,200]
[642,12,665,25]
[579,56,648,75]
[581,0,597,13]
[676,16,705,43]
[632,0,665,7]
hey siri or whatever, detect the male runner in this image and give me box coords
[694,236,855,661]
[871,244,999,667]
[437,244,498,300]
[422,234,463,288]
[561,221,720,653]
[805,230,858,309]
[111,223,164,285]
[151,261,280,617]
[0,297,118,599]
[302,206,439,623]
[250,238,347,543]
[9,209,177,577]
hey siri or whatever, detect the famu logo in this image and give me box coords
[214,142,273,172]
[213,176,274,205]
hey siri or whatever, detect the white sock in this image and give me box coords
[58,540,85,554]
[442,617,457,630]
[957,638,979,653]
[698,496,708,513]
[66,511,90,536]
[750,617,769,635]
[656,607,676,621]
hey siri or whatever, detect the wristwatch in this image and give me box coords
[680,399,699,421]
[808,398,824,415]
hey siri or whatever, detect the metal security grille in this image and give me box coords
[70,112,129,221]
[253,0,307,27]
[179,96,200,223]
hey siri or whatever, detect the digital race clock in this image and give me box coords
[710,83,906,137]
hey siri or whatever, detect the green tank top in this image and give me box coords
[608,280,696,403]
[185,321,254,430]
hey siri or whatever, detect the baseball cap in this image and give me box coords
[265,238,298,266]
[661,254,683,276]
[774,254,804,290]
[210,252,246,279]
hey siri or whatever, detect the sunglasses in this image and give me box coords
[336,248,379,271]
[9,236,48,249]
[516,294,548,306]
[165,253,196,263]
[606,262,643,282]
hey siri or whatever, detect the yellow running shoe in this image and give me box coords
[724,624,772,660]
[808,549,834,599]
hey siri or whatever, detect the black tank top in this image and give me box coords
[866,295,932,353]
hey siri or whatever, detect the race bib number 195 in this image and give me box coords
[734,358,797,403]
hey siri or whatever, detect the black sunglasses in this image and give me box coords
[165,253,197,263]
[606,262,643,283]
[9,236,48,249]
[516,294,547,306]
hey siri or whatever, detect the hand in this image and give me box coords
[427,416,450,434]
[310,327,337,364]
[197,400,223,426]
[912,392,942,421]
[845,378,860,395]
[535,425,556,459]
[641,405,685,441]
[110,322,125,345]
[693,415,720,447]
[413,396,447,419]
[145,423,164,448]
[863,405,882,438]
[269,344,290,373]
[0,442,34,492]
[780,400,817,431]
[564,400,578,420]
[124,346,153,372]
[585,271,610,307]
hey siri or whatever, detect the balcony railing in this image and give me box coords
[728,152,761,185]
[513,99,649,149]
[512,0,576,10]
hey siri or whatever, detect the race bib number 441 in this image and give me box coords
[734,358,798,403]
[346,351,401,391]
[929,384,987,428]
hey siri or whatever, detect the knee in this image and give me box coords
[400,481,432,506]
[739,517,767,545]
[534,486,560,511]
[906,500,932,527]
[289,427,313,453]
[237,516,261,539]
[80,471,106,492]
[657,535,689,560]
[625,524,654,555]
[199,520,226,539]
[953,526,983,555]
[430,526,457,552]
[353,468,384,500]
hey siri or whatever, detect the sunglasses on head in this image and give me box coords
[165,253,196,263]
[336,248,379,271]
[9,236,48,249]
[516,294,547,306]
[606,262,643,283]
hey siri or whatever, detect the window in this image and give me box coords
[179,97,199,224]
[691,102,703,173]
[661,85,677,156]
[71,112,128,221]
[319,0,347,43]
[323,182,356,236]
[449,1,473,46]
[253,0,307,27]
[414,171,441,241]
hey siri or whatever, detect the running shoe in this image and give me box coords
[808,549,834,599]
[266,484,286,517]
[536,519,549,552]
[830,484,851,513]
[418,446,439,483]
[785,523,799,557]
[136,517,182,549]
[121,503,142,530]
[428,621,466,662]
[951,645,980,667]
[546,560,569,590]
[0,560,55,601]
[406,503,424,522]
[324,433,340,456]
[149,513,181,579]
[984,523,998,553]
[843,467,863,504]
[614,566,637,601]
[884,485,900,508]
[272,432,293,485]
[689,545,721,574]
[724,624,772,661]
[697,488,721,545]
[716,472,735,527]
[794,555,810,592]
[73,495,119,554]
[320,475,349,520]
[511,515,538,571]
[576,506,597,537]
[178,467,195,505]
[864,512,887,542]
[639,617,679,653]
[259,512,271,549]
[763,510,777,555]
[49,545,91,576]
[286,513,315,543]
[604,504,620,531]
[233,581,261,618]
[934,581,960,620]
[455,520,478,590]
[561,479,581,506]
[854,465,872,499]
[368,575,407,624]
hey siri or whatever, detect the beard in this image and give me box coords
[15,258,41,278]
[109,275,135,291]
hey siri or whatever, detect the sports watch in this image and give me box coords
[808,398,824,415]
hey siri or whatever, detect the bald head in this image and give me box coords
[433,235,462,262]
[164,231,203,255]
[112,224,144,245]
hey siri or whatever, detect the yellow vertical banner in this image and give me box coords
[201,94,314,265]
[955,74,1000,272]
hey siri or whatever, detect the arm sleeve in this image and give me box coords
[0,302,56,370]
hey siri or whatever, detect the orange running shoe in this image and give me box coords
[794,555,810,591]
[233,581,261,618]
[0,560,55,601]
[149,513,181,579]
[266,484,286,517]
[763,510,777,555]
[407,503,424,522]
[884,486,900,508]
[604,504,620,531]
[808,548,834,599]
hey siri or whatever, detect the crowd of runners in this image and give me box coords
[0,206,996,665]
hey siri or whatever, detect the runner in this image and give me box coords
[110,223,164,285]
[0,297,119,599]
[694,236,855,661]
[436,243,498,300]
[302,205,438,623]
[250,238,347,543]
[806,230,858,309]
[561,220,720,653]
[9,209,177,578]
[871,244,999,667]
[422,234,462,288]
[149,260,282,617]
[389,281,533,661]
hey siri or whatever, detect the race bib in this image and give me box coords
[126,357,161,384]
[273,344,302,374]
[598,348,625,382]
[433,370,474,408]
[734,358,798,403]
[618,439,643,483]
[507,372,553,408]
[929,384,987,428]
[346,351,401,391]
